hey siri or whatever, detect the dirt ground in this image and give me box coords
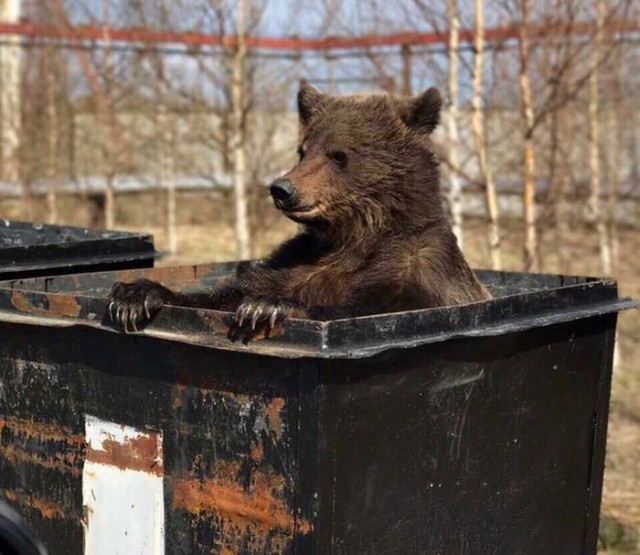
[1,192,639,552]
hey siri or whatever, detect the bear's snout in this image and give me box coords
[269,178,299,210]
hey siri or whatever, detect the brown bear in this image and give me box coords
[108,82,490,342]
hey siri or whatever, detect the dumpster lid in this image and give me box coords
[0,220,158,276]
[0,263,636,359]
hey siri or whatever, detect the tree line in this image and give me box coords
[0,0,638,275]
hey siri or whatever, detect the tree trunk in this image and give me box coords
[102,0,115,230]
[231,0,251,259]
[402,45,412,96]
[588,0,611,275]
[554,105,573,274]
[517,0,539,272]
[447,0,463,250]
[164,114,178,256]
[0,0,21,183]
[46,68,59,224]
[605,68,623,275]
[156,61,178,255]
[471,0,501,270]
[606,117,620,275]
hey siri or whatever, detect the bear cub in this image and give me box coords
[108,82,490,342]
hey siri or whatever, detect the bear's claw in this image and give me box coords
[106,279,171,333]
[228,297,308,344]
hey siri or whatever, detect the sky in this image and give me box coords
[18,0,606,105]
[30,0,462,100]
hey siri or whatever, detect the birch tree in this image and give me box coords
[547,87,574,273]
[446,0,463,249]
[0,0,21,182]
[46,63,59,224]
[231,0,251,259]
[155,63,178,255]
[471,0,501,270]
[603,66,624,275]
[517,0,538,272]
[588,0,611,274]
[50,0,129,229]
[102,0,117,229]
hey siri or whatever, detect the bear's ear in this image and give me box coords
[298,80,326,126]
[396,87,443,135]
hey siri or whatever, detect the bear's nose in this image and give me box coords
[269,178,298,210]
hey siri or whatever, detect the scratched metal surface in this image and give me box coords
[313,316,617,554]
[0,263,635,359]
[0,310,621,553]
[0,220,157,278]
[0,324,309,554]
[0,263,632,553]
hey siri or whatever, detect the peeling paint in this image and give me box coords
[2,489,67,519]
[171,471,311,542]
[200,310,234,336]
[86,434,163,476]
[0,416,83,444]
[251,443,265,462]
[0,416,85,475]
[84,416,163,476]
[173,383,186,410]
[266,398,285,440]
[0,444,83,476]
[10,291,81,317]
[83,416,165,555]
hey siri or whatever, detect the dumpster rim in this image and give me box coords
[0,295,633,360]
[0,266,636,358]
[0,220,158,273]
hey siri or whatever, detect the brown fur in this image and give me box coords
[108,83,490,341]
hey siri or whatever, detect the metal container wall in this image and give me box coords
[0,264,635,555]
[0,220,157,279]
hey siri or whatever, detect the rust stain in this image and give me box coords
[266,398,285,440]
[173,383,185,409]
[250,443,264,462]
[31,496,67,519]
[87,434,162,475]
[10,291,80,317]
[0,446,83,476]
[2,489,67,519]
[0,416,83,444]
[0,416,85,476]
[48,294,82,317]
[171,462,312,542]
[3,489,16,501]
[201,311,235,335]
[218,391,251,406]
[172,476,294,531]
[173,369,190,410]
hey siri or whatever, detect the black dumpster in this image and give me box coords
[0,220,157,279]
[0,263,635,555]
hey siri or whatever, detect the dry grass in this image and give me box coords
[1,191,638,552]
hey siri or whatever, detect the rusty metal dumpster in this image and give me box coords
[0,263,635,554]
[0,220,157,279]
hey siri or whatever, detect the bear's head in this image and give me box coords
[268,82,444,242]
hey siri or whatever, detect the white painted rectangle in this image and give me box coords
[83,415,165,555]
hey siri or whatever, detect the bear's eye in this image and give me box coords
[296,146,305,161]
[328,151,347,169]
